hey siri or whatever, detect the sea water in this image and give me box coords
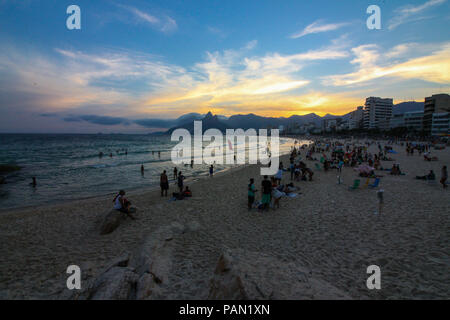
[0,134,302,209]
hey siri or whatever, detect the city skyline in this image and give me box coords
[1,0,449,133]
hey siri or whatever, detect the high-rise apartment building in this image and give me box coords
[363,97,393,130]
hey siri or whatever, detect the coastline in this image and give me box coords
[0,135,301,212]
[0,138,449,299]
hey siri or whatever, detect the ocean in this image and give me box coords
[0,134,301,209]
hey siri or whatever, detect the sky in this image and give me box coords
[0,0,449,133]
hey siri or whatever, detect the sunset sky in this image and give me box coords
[0,0,449,133]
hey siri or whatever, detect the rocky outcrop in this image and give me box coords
[63,222,195,300]
[208,249,351,300]
[61,221,350,300]
[98,210,127,235]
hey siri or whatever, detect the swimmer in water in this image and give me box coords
[31,177,36,187]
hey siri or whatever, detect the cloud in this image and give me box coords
[388,0,447,30]
[290,20,349,39]
[207,26,227,39]
[58,114,130,126]
[0,38,350,125]
[323,42,450,86]
[117,4,177,33]
[143,41,349,112]
[78,115,130,126]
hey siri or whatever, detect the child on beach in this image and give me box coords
[183,186,192,197]
[261,176,272,211]
[248,178,257,210]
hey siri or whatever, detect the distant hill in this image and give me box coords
[161,101,425,134]
[393,101,424,114]
[166,112,231,134]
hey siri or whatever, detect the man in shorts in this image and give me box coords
[160,170,169,197]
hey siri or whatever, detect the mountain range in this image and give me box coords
[158,101,425,134]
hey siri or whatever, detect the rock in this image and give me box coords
[209,251,248,300]
[101,252,131,273]
[135,273,164,300]
[86,266,139,300]
[0,164,21,174]
[0,176,5,184]
[132,226,176,284]
[99,209,127,235]
[62,222,200,300]
[208,249,352,300]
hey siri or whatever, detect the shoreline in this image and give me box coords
[0,136,302,212]
[0,138,448,299]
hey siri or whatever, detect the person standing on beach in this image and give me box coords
[173,167,178,180]
[160,170,169,197]
[275,168,283,186]
[177,171,185,193]
[290,160,295,181]
[209,165,214,177]
[261,175,272,211]
[141,164,145,175]
[440,165,448,189]
[248,178,257,210]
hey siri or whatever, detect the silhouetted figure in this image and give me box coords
[31,177,37,187]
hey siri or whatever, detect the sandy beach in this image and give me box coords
[0,138,448,300]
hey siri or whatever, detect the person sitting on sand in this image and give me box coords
[390,164,399,175]
[284,182,299,194]
[416,170,435,181]
[113,190,136,220]
[160,170,169,197]
[424,153,438,161]
[183,186,192,197]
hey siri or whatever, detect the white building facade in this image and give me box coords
[363,97,393,130]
